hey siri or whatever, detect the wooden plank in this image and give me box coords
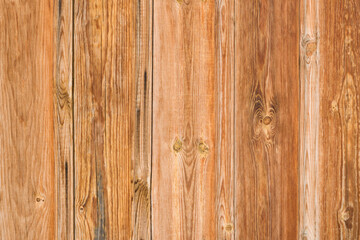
[306,0,360,238]
[215,0,235,239]
[74,0,135,239]
[132,0,152,239]
[152,0,217,239]
[54,0,74,238]
[234,0,300,238]
[299,0,320,239]
[0,0,55,239]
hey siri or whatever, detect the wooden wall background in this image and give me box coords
[0,0,359,239]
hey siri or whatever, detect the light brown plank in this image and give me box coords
[54,0,74,238]
[74,0,135,239]
[299,0,320,239]
[0,0,55,238]
[215,0,235,239]
[234,0,300,238]
[152,0,217,239]
[132,0,153,239]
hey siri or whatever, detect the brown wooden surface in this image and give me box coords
[235,0,300,239]
[0,0,55,239]
[2,0,360,239]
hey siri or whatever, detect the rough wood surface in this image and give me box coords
[54,0,74,238]
[4,0,360,239]
[74,0,135,239]
[234,0,300,239]
[311,0,360,238]
[152,0,217,239]
[0,0,55,239]
[215,0,235,239]
[132,0,153,239]
[299,0,320,239]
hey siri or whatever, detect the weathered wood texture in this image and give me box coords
[0,0,55,239]
[215,0,235,239]
[299,0,360,238]
[74,0,135,239]
[54,0,74,238]
[235,0,300,239]
[4,0,360,239]
[152,0,217,239]
[132,0,153,238]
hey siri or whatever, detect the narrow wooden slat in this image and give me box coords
[132,0,153,239]
[299,0,320,239]
[311,0,360,238]
[234,0,300,238]
[152,0,217,239]
[215,0,235,239]
[54,0,74,238]
[74,0,135,239]
[0,1,55,238]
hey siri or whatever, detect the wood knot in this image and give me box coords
[173,137,183,153]
[35,197,44,203]
[224,223,233,232]
[262,116,272,125]
[331,100,338,113]
[79,206,84,212]
[198,140,209,155]
[305,42,317,58]
[301,35,317,63]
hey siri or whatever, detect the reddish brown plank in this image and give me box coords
[235,0,300,238]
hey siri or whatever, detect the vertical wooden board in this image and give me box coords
[0,0,55,239]
[299,0,319,238]
[234,0,299,239]
[74,0,135,239]
[54,0,74,238]
[215,0,235,239]
[152,0,216,239]
[313,0,360,238]
[132,0,153,239]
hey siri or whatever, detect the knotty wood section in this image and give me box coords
[152,0,217,239]
[74,0,135,239]
[305,0,360,238]
[299,0,319,239]
[54,0,74,238]
[215,0,235,239]
[0,0,55,239]
[235,0,299,238]
[132,0,153,239]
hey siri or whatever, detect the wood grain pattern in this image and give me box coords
[0,0,55,239]
[74,0,135,239]
[215,0,235,239]
[299,0,319,239]
[234,0,299,239]
[54,0,74,238]
[312,0,360,238]
[4,0,360,239]
[152,0,216,239]
[132,0,153,238]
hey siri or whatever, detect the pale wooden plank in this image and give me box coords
[0,0,55,238]
[54,0,74,238]
[234,0,300,238]
[299,0,320,239]
[132,0,153,239]
[215,0,235,239]
[74,0,135,239]
[152,0,217,239]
